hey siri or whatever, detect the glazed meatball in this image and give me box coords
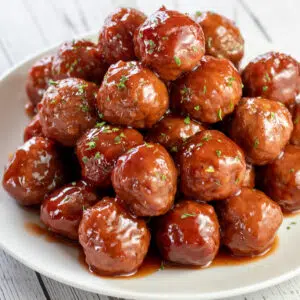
[179,130,246,201]
[156,200,220,266]
[145,115,205,154]
[260,144,300,212]
[98,7,146,64]
[291,103,300,145]
[171,56,242,123]
[2,137,65,206]
[39,78,98,147]
[26,55,53,106]
[134,6,205,81]
[52,40,107,84]
[76,124,143,187]
[229,97,293,165]
[23,114,44,142]
[242,52,299,107]
[242,163,255,188]
[78,197,150,276]
[111,143,177,216]
[97,60,168,128]
[40,180,98,240]
[194,11,244,67]
[216,188,283,256]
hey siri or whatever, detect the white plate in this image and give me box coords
[0,32,300,300]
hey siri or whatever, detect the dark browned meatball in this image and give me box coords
[2,137,65,206]
[242,52,299,107]
[134,6,205,81]
[242,163,255,188]
[229,97,293,165]
[291,103,300,145]
[145,115,205,154]
[39,78,98,147]
[171,56,242,123]
[40,180,98,240]
[98,8,146,64]
[260,144,300,212]
[52,40,107,84]
[26,55,53,106]
[111,143,177,216]
[179,130,246,201]
[97,60,169,128]
[194,11,244,67]
[156,200,220,266]
[76,124,143,187]
[23,114,44,142]
[78,197,150,276]
[216,188,283,256]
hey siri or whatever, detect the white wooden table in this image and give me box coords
[1,0,300,299]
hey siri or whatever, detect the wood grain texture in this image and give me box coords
[1,0,300,299]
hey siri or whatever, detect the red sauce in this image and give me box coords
[25,102,36,118]
[283,210,300,218]
[25,221,279,279]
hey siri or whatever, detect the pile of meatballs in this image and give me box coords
[3,6,300,276]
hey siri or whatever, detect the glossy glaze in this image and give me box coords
[23,114,44,142]
[242,163,255,188]
[194,11,244,67]
[2,137,65,206]
[26,55,53,106]
[52,40,107,84]
[134,6,205,81]
[260,144,300,212]
[97,60,169,128]
[98,8,146,64]
[76,124,143,187]
[111,143,177,216]
[156,200,220,266]
[40,180,98,240]
[179,130,246,201]
[291,103,300,145]
[78,197,150,276]
[242,52,299,106]
[216,188,283,256]
[171,56,242,123]
[229,97,293,165]
[145,114,206,154]
[38,78,98,147]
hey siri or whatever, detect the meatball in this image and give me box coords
[145,115,205,154]
[111,143,177,216]
[24,114,44,142]
[242,163,255,188]
[171,56,242,123]
[229,97,293,165]
[156,200,220,266]
[97,60,168,128]
[39,78,98,147]
[179,130,246,201]
[78,197,150,276]
[52,40,107,84]
[242,52,299,107]
[98,8,146,64]
[216,188,283,256]
[260,144,300,212]
[26,55,53,106]
[40,180,98,240]
[2,137,65,206]
[291,103,300,145]
[134,6,205,81]
[76,124,143,187]
[194,11,244,67]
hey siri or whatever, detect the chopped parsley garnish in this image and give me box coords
[202,133,212,141]
[61,196,71,203]
[81,104,89,112]
[78,83,87,95]
[116,75,128,89]
[106,96,111,102]
[264,73,271,82]
[181,213,197,219]
[82,156,89,164]
[96,121,106,128]
[235,178,240,184]
[194,105,200,111]
[147,40,156,54]
[205,166,215,173]
[144,142,154,148]
[207,37,212,48]
[289,168,295,173]
[174,56,181,66]
[48,79,58,86]
[294,116,300,125]
[229,100,234,110]
[195,11,202,16]
[196,142,203,147]
[160,261,165,270]
[161,174,167,181]
[253,138,259,149]
[114,133,126,144]
[218,108,223,120]
[203,85,207,94]
[82,205,86,211]
[94,152,101,159]
[262,86,268,92]
[184,116,191,124]
[180,86,190,95]
[160,132,167,137]
[86,141,96,150]
[128,62,135,68]
[170,146,178,153]
[112,127,120,132]
[235,156,241,161]
[217,139,222,143]
[192,45,198,52]
[226,76,235,87]
[216,150,222,157]
[270,112,275,120]
[139,32,143,38]
[71,182,76,186]
[215,180,221,186]
[69,59,78,72]
[162,36,168,41]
